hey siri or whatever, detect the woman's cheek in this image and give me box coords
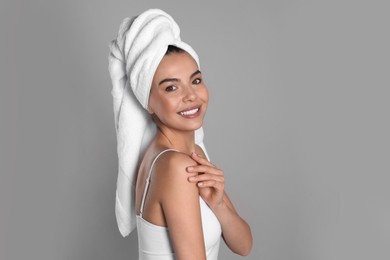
[200,85,209,102]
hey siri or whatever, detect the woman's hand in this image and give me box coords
[187,152,253,256]
[186,152,225,209]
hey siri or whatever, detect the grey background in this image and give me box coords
[1,0,389,259]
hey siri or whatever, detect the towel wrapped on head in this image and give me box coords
[108,8,207,237]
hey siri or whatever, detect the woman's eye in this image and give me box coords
[165,85,177,92]
[193,78,202,85]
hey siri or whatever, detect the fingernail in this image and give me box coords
[191,152,197,156]
[189,176,196,181]
[198,182,204,186]
[187,166,193,171]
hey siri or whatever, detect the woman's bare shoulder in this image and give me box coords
[153,150,197,181]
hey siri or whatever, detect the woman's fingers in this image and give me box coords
[190,152,215,167]
[188,173,224,191]
[197,180,224,189]
[188,174,224,184]
[187,152,225,198]
[186,165,223,175]
[187,153,226,207]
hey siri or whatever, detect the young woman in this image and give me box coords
[109,9,252,260]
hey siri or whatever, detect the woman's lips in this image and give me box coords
[178,106,201,118]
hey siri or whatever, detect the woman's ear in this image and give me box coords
[147,105,154,115]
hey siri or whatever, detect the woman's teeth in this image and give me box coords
[180,108,199,116]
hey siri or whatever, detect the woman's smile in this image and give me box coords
[178,105,201,118]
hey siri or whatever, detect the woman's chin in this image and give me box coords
[170,120,204,132]
[180,123,203,132]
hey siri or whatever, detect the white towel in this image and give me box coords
[108,9,208,237]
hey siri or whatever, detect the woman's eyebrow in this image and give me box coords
[190,70,201,78]
[158,70,201,85]
[159,78,179,85]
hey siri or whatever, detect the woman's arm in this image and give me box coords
[213,191,253,255]
[156,152,207,260]
[187,152,253,256]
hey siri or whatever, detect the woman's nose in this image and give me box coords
[183,85,197,102]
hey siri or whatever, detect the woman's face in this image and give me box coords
[148,51,208,132]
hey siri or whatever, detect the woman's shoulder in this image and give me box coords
[146,148,195,185]
[153,149,195,176]
[154,149,199,201]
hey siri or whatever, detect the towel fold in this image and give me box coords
[108,8,207,237]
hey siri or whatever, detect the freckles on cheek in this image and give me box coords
[164,96,179,110]
[158,98,176,115]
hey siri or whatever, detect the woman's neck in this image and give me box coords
[155,126,196,155]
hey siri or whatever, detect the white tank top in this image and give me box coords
[136,149,222,260]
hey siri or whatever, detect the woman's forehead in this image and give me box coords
[154,52,199,79]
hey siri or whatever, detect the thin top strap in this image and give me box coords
[139,149,178,217]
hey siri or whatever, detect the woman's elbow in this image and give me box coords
[240,245,253,256]
[234,239,253,256]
